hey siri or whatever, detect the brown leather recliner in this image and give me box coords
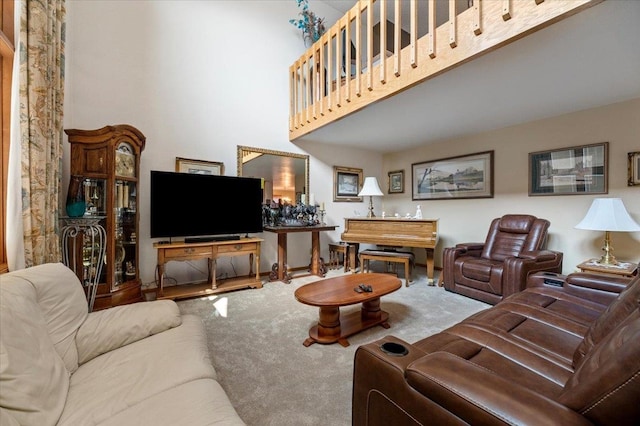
[442,214,563,304]
[353,271,640,426]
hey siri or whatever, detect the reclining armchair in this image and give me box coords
[442,214,562,304]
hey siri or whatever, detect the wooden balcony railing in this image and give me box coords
[289,0,602,141]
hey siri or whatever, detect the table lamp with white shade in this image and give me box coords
[358,177,383,218]
[575,198,640,265]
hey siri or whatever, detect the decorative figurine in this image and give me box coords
[414,205,423,219]
[125,261,136,277]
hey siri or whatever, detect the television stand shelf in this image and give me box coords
[152,238,263,301]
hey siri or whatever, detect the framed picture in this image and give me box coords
[333,166,363,202]
[175,157,224,175]
[388,170,404,194]
[628,151,640,186]
[529,142,608,196]
[412,151,494,200]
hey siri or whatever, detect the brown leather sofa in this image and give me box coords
[352,271,640,425]
[442,214,563,304]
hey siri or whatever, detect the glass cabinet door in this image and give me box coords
[113,141,138,288]
[113,181,137,286]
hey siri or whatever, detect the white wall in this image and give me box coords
[63,0,378,286]
[383,98,640,273]
[64,1,639,287]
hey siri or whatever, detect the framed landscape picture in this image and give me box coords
[529,142,608,195]
[175,157,224,175]
[412,151,494,200]
[333,166,363,202]
[388,170,404,194]
[628,151,640,186]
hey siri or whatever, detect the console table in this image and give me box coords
[264,225,337,283]
[153,238,263,300]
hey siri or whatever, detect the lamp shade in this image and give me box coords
[358,177,383,197]
[575,198,640,232]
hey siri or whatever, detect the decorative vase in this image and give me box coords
[66,175,86,217]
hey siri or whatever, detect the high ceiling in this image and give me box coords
[299,0,640,153]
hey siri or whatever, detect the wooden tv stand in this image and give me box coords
[153,238,263,300]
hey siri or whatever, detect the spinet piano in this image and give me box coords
[341,217,439,283]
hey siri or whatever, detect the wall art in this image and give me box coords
[628,151,640,186]
[529,142,608,195]
[175,157,224,175]
[412,151,494,200]
[333,166,363,202]
[388,170,404,194]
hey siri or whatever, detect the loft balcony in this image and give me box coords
[288,0,602,142]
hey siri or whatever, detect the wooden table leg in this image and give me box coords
[361,298,384,324]
[253,251,261,284]
[270,233,292,283]
[304,306,342,347]
[426,248,435,285]
[278,233,287,280]
[350,243,359,273]
[209,258,217,289]
[158,263,165,297]
[310,231,321,276]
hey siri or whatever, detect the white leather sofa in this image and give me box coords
[0,263,245,425]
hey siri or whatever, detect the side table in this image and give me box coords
[264,224,338,283]
[577,259,638,278]
[60,216,107,312]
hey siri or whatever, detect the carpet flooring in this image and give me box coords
[177,268,489,426]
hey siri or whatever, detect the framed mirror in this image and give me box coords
[237,146,309,205]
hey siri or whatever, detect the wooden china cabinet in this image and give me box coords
[65,125,145,310]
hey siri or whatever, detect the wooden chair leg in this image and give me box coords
[343,247,348,271]
[405,260,410,287]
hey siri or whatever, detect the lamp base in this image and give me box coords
[596,231,618,266]
[366,196,376,218]
[594,255,619,266]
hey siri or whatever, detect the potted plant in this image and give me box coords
[289,0,325,47]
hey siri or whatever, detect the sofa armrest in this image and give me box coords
[564,272,631,293]
[442,243,485,290]
[517,249,558,261]
[528,271,630,306]
[502,250,563,296]
[527,271,566,287]
[454,242,485,253]
[406,352,591,426]
[76,300,182,365]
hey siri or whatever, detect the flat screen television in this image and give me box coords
[150,170,263,241]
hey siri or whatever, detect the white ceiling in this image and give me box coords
[297,0,640,153]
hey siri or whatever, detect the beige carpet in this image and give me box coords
[177,267,489,426]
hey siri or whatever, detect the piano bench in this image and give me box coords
[328,242,356,272]
[359,249,414,286]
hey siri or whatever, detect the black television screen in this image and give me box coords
[150,170,263,240]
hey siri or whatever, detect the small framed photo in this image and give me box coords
[529,142,608,196]
[175,157,224,175]
[388,170,404,194]
[333,166,363,202]
[412,151,494,200]
[628,151,640,186]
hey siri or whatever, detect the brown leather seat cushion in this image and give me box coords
[460,258,498,282]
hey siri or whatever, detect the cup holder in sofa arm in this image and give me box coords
[380,342,409,357]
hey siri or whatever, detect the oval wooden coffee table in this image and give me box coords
[294,273,401,347]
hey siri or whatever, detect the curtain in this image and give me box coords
[10,0,66,268]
